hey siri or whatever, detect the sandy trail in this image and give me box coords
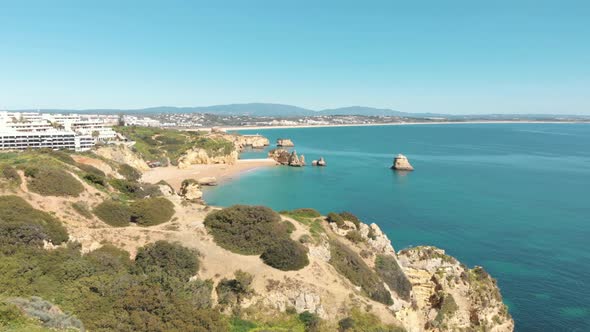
[141,158,277,190]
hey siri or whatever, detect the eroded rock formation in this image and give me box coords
[178,179,203,201]
[392,154,414,171]
[277,138,295,147]
[312,157,327,166]
[177,148,238,169]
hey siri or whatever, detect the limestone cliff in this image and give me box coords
[95,144,150,171]
[208,132,270,150]
[177,148,239,169]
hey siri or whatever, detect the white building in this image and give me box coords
[0,111,117,151]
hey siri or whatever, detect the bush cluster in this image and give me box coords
[71,201,93,219]
[216,270,254,307]
[0,195,68,247]
[109,178,162,198]
[1,165,21,184]
[339,211,361,229]
[374,255,412,301]
[94,197,175,227]
[329,240,393,305]
[204,205,309,271]
[326,212,345,227]
[337,308,406,332]
[130,197,175,226]
[117,163,141,181]
[135,241,199,281]
[93,200,133,227]
[261,237,309,271]
[0,241,227,331]
[284,208,321,218]
[7,296,84,331]
[25,166,84,197]
[345,230,365,244]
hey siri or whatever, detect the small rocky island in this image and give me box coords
[276,138,295,147]
[268,149,305,167]
[391,154,414,171]
[312,157,327,166]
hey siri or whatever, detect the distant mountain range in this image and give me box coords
[10,103,590,119]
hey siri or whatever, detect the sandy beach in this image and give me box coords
[142,158,277,190]
[180,120,587,133]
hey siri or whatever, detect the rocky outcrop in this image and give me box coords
[391,154,414,171]
[197,177,218,186]
[177,148,238,169]
[178,179,203,201]
[312,157,327,166]
[261,278,326,318]
[207,132,270,150]
[268,149,305,167]
[396,246,513,331]
[277,138,295,147]
[95,145,149,171]
[288,151,305,167]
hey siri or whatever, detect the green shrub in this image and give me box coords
[329,240,393,305]
[129,197,175,226]
[374,255,412,301]
[37,148,76,165]
[71,201,93,219]
[326,212,345,227]
[283,220,296,234]
[76,163,105,177]
[118,163,141,181]
[216,270,253,306]
[26,166,84,197]
[109,178,162,198]
[85,244,132,272]
[204,205,283,255]
[345,230,364,244]
[0,195,68,246]
[261,237,309,271]
[135,241,199,281]
[2,165,21,184]
[299,311,321,332]
[83,173,106,186]
[287,208,321,218]
[93,200,132,227]
[339,212,361,229]
[338,308,406,332]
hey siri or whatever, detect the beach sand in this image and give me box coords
[141,158,277,190]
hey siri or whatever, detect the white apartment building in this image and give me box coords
[0,111,117,152]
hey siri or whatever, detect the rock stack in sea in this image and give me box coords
[391,154,414,171]
[288,151,305,167]
[268,149,306,167]
[312,157,327,166]
[277,138,295,147]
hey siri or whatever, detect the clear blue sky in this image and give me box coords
[1,0,589,114]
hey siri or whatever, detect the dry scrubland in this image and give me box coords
[0,127,513,332]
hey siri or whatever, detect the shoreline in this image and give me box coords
[181,120,588,132]
[142,158,276,191]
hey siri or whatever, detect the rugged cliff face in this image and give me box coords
[208,132,270,150]
[177,148,239,168]
[95,144,150,171]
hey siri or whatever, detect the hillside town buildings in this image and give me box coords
[0,111,117,151]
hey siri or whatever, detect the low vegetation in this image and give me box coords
[329,240,393,305]
[261,237,309,271]
[93,200,132,227]
[25,166,84,197]
[130,197,175,226]
[374,255,412,301]
[2,165,21,185]
[108,178,162,199]
[0,237,227,331]
[345,230,365,244]
[281,208,325,241]
[216,270,254,308]
[94,197,175,227]
[338,308,406,332]
[135,240,199,281]
[117,163,141,181]
[6,296,84,331]
[205,205,309,271]
[0,195,68,247]
[71,201,93,219]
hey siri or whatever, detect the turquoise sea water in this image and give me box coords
[204,123,590,331]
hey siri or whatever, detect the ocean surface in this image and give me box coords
[204,123,590,331]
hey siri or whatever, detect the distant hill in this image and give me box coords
[9,103,590,119]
